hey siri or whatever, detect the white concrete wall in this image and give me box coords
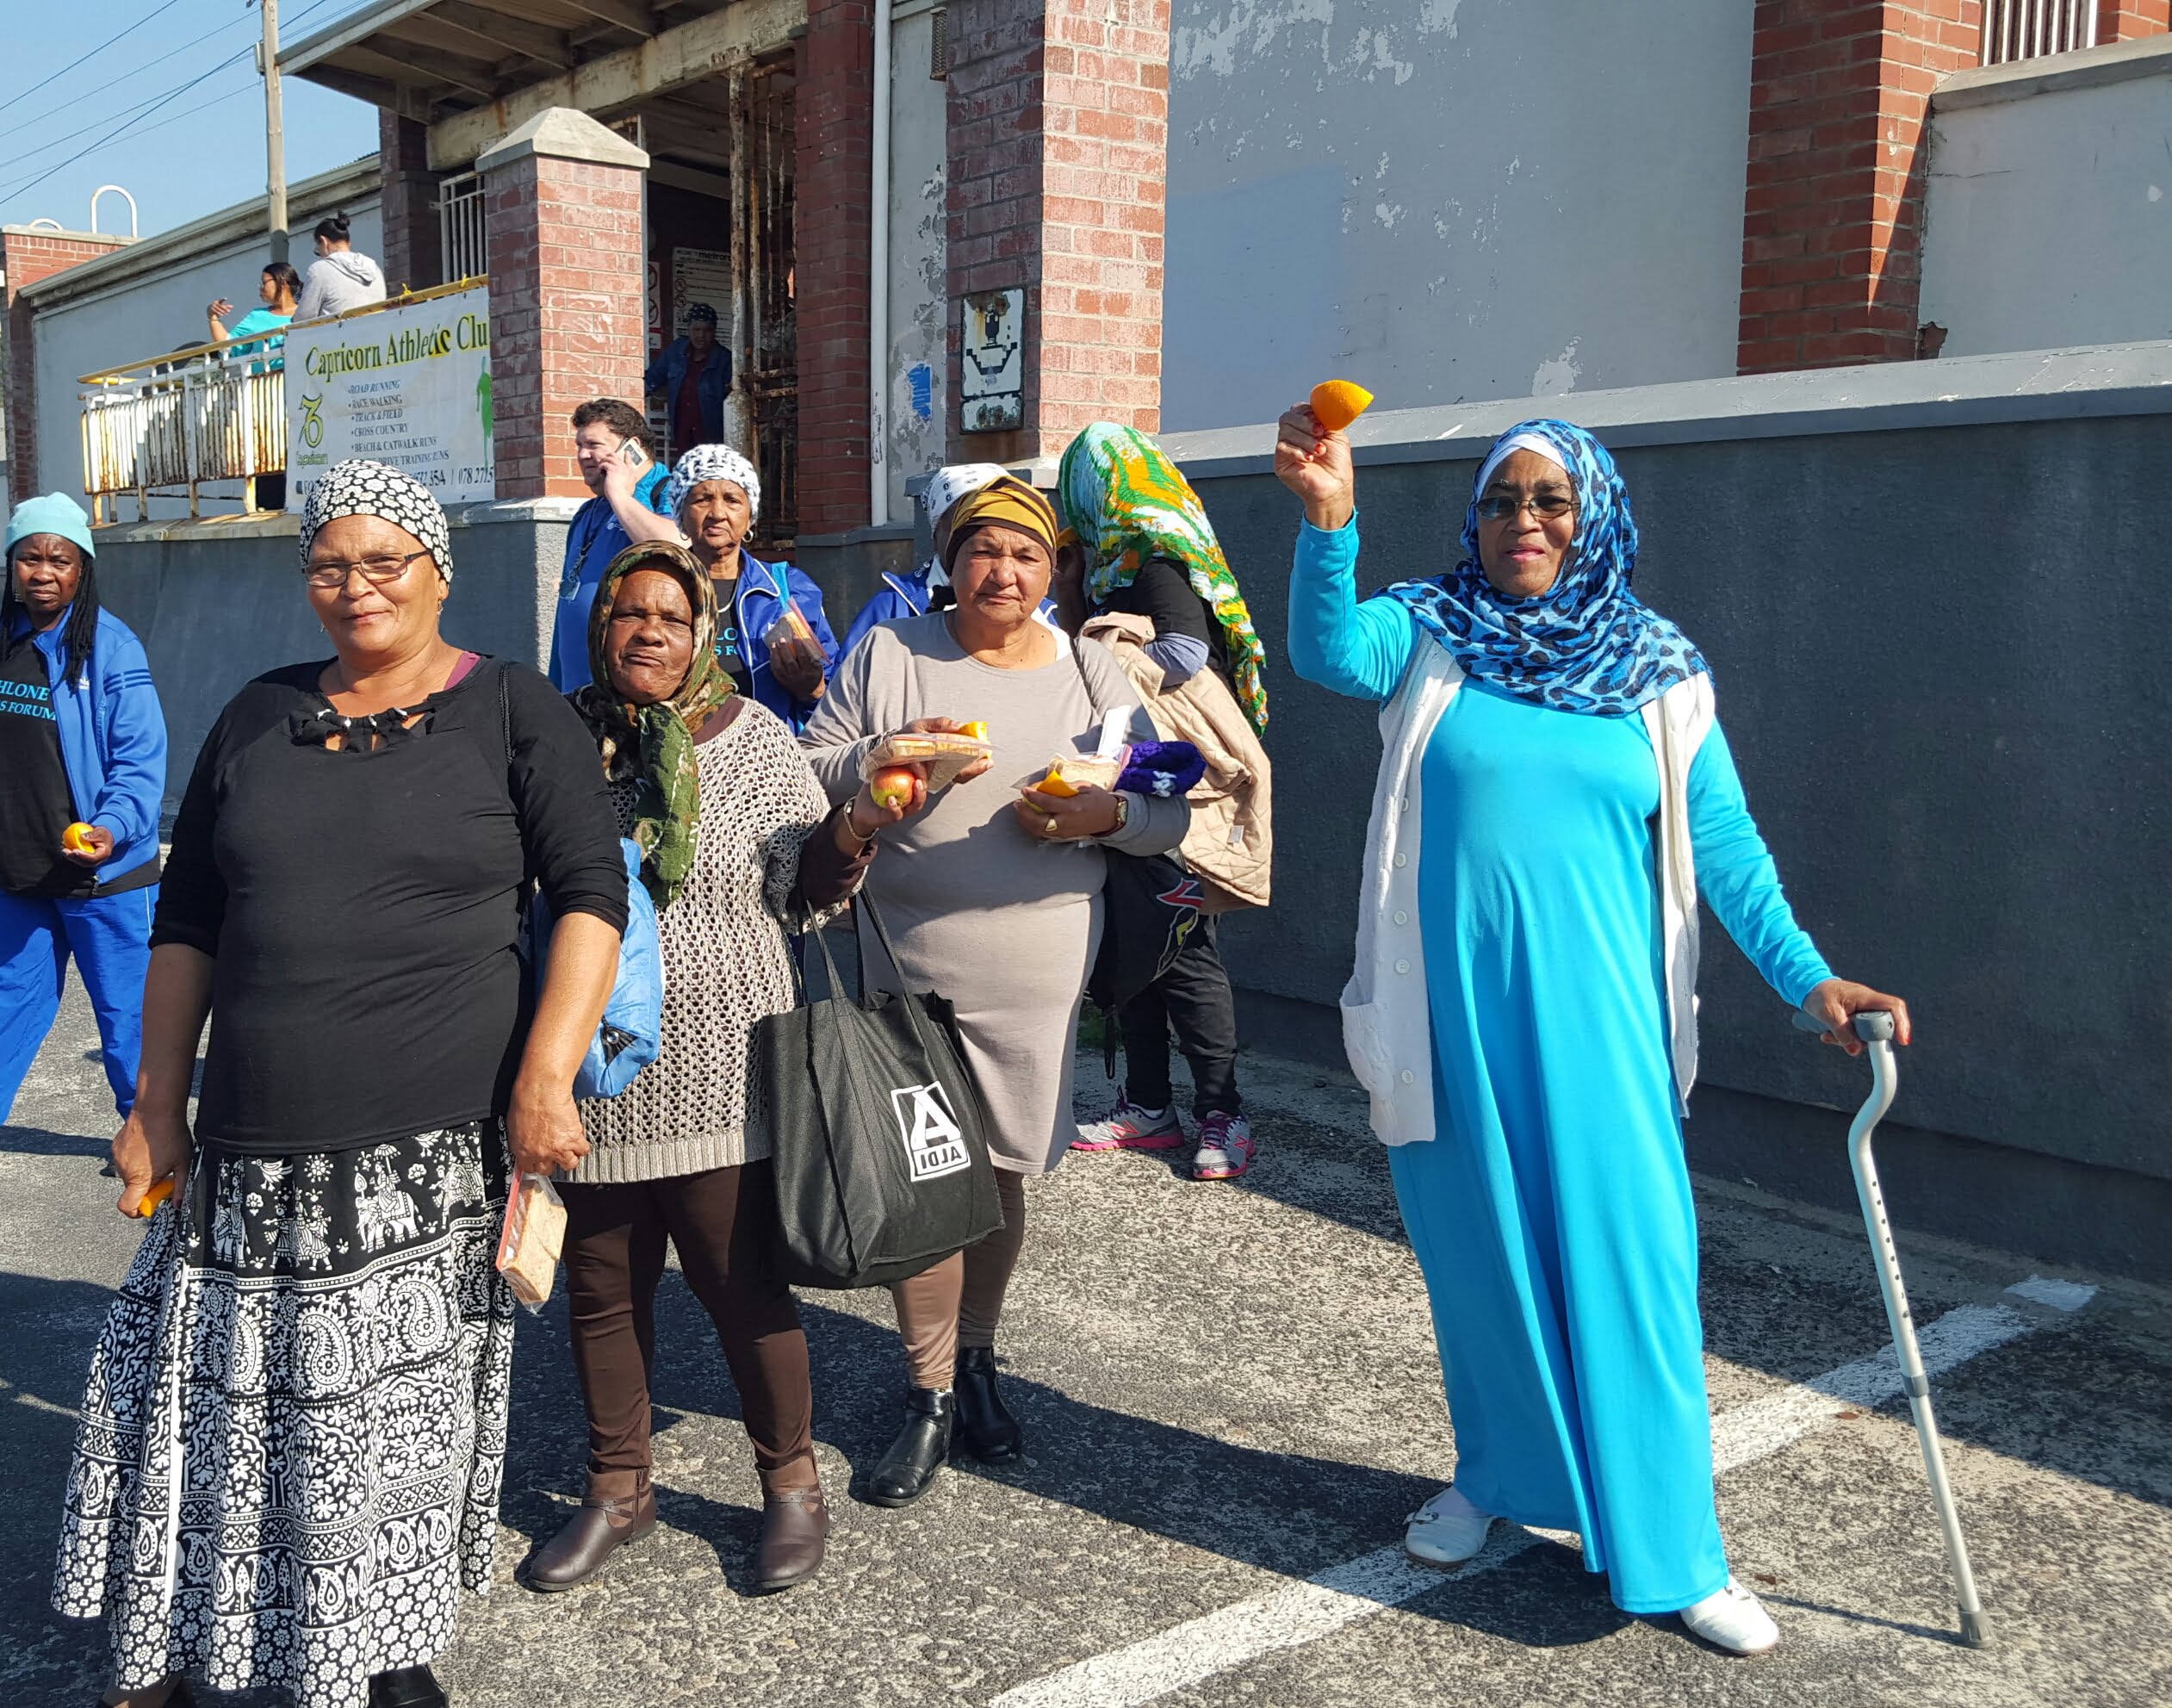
[884,0,952,519]
[31,196,381,518]
[1920,53,2172,359]
[1160,0,1755,431]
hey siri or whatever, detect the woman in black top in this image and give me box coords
[53,462,628,1708]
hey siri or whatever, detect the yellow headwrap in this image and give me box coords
[940,476,1060,570]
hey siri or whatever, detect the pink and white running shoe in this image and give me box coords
[1192,1112,1256,1180]
[1072,1090,1185,1152]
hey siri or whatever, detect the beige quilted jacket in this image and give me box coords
[1082,612,1272,913]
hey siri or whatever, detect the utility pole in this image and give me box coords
[259,0,289,263]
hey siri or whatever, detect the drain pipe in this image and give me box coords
[868,0,893,528]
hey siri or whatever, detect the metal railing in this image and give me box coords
[78,280,490,522]
[1982,0,2100,65]
[80,341,287,520]
[438,171,487,285]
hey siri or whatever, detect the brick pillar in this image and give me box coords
[945,0,1169,463]
[2097,1,2169,40]
[797,0,876,535]
[1736,3,1984,374]
[2,227,133,503]
[379,111,444,296]
[477,109,648,501]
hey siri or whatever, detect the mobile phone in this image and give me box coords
[617,438,648,469]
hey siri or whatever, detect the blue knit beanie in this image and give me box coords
[6,493,96,562]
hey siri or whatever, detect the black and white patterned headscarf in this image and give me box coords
[298,460,454,581]
[663,444,761,525]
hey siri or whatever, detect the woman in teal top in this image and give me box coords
[1275,407,1910,1655]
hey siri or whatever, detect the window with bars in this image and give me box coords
[437,171,487,285]
[1981,0,2101,65]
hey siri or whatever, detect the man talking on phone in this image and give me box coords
[549,399,680,691]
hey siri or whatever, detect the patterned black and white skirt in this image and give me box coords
[53,1121,514,1708]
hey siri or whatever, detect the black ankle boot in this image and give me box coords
[368,1665,448,1708]
[866,1385,953,1507]
[953,1345,1022,1462]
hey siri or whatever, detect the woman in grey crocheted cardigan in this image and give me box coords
[524,543,922,1599]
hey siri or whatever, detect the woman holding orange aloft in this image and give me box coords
[1278,403,1908,1654]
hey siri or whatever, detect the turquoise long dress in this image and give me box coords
[1289,516,1831,1614]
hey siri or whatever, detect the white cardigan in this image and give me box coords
[1340,648,1716,1146]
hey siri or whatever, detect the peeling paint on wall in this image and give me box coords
[1530,338,1582,398]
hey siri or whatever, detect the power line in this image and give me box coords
[0,0,350,209]
[0,7,266,148]
[0,0,189,123]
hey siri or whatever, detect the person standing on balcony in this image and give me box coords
[550,399,680,693]
[645,303,731,461]
[0,495,166,1133]
[292,212,387,320]
[206,261,300,357]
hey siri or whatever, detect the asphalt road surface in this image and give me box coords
[5,970,2169,1707]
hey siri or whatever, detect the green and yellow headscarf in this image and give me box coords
[570,541,736,910]
[1057,422,1269,733]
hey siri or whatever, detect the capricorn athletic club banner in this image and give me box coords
[285,285,494,510]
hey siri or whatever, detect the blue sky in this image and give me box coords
[0,1,382,239]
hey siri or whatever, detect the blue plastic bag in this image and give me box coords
[528,837,665,1099]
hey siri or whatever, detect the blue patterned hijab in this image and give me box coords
[1383,419,1706,716]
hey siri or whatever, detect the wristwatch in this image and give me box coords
[1109,792,1131,835]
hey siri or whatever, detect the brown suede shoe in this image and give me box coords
[523,1475,657,1593]
[755,1487,830,1593]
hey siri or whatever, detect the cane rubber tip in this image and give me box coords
[1959,1608,1992,1648]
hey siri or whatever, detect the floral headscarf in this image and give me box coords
[1056,423,1269,733]
[1381,419,1707,716]
[663,443,761,524]
[298,459,452,578]
[569,541,735,909]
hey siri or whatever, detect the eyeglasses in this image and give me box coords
[1474,491,1575,523]
[303,550,431,589]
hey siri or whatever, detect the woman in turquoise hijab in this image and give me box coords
[1276,403,1909,1655]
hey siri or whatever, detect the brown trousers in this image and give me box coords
[890,1168,1028,1388]
[560,1160,818,1494]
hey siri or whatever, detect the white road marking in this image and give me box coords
[2006,1275,2097,1313]
[993,1299,2040,1708]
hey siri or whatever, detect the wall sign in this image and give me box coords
[959,288,1023,432]
[285,285,494,508]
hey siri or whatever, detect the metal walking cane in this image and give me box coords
[1796,1007,1992,1648]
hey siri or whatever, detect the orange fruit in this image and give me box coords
[135,1178,175,1219]
[959,721,989,741]
[1033,765,1080,799]
[62,821,96,855]
[1309,379,1375,432]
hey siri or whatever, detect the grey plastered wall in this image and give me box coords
[1162,0,1754,431]
[85,504,574,811]
[1164,341,2172,1275]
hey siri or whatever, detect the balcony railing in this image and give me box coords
[80,339,288,521]
[1982,0,2100,65]
[78,281,489,523]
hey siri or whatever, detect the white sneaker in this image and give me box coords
[1680,1578,1781,1655]
[1403,1485,1494,1568]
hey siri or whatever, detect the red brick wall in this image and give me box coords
[1737,2,1983,374]
[2097,1,2170,40]
[797,1,875,535]
[3,230,131,502]
[481,152,647,500]
[946,0,1169,460]
[379,112,443,297]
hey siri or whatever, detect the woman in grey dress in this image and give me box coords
[801,475,1188,1504]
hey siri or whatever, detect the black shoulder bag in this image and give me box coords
[754,891,1002,1289]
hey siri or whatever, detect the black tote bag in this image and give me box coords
[755,891,1003,1289]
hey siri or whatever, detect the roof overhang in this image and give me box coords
[282,0,804,171]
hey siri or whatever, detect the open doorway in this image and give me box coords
[638,53,797,554]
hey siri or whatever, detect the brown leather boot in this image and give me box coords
[755,1485,829,1593]
[523,1471,657,1593]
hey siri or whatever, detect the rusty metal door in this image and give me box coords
[730,60,797,554]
